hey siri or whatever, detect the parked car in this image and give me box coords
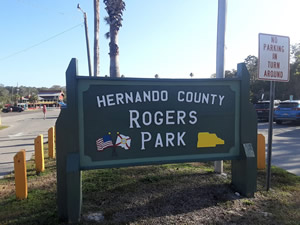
[2,106,24,113]
[274,100,300,124]
[254,100,280,121]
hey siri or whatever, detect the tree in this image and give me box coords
[103,0,126,77]
[0,84,10,108]
[29,94,38,108]
[94,0,100,77]
[243,55,269,102]
[225,69,237,78]
[244,55,258,84]
[50,85,62,90]
[210,69,236,78]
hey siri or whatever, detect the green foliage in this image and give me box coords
[244,45,300,102]
[0,126,9,130]
[0,84,66,108]
[28,94,38,103]
[103,0,126,78]
[103,0,126,31]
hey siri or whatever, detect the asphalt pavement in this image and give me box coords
[258,121,300,176]
[0,109,60,178]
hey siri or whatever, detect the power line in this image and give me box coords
[0,23,83,62]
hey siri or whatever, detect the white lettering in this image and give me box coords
[135,92,142,103]
[115,93,124,105]
[141,132,151,150]
[166,132,175,147]
[154,111,164,125]
[125,92,134,104]
[219,95,225,106]
[177,111,186,125]
[166,110,175,125]
[186,92,193,102]
[194,92,201,103]
[189,111,197,124]
[202,93,209,104]
[129,110,141,128]
[178,91,185,102]
[177,132,186,146]
[161,90,168,101]
[97,96,106,108]
[143,91,151,102]
[155,133,163,148]
[211,94,217,104]
[142,111,152,126]
[152,91,159,101]
[106,94,115,106]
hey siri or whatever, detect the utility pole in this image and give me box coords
[77,4,93,76]
[215,0,227,174]
[94,0,100,77]
[216,0,227,78]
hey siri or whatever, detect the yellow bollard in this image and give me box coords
[54,126,56,146]
[34,134,45,173]
[14,150,28,200]
[257,134,266,169]
[48,127,55,158]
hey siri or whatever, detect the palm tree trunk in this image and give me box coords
[109,27,120,77]
[93,0,100,77]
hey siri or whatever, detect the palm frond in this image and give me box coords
[104,16,110,25]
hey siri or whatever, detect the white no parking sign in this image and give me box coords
[258,33,290,191]
[258,33,290,82]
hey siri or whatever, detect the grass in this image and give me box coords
[0,151,300,224]
[0,125,9,130]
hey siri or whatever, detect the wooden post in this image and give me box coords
[48,127,56,158]
[14,150,28,200]
[257,134,266,169]
[34,135,45,173]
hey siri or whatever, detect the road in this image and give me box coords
[0,111,299,178]
[258,121,300,176]
[0,109,60,178]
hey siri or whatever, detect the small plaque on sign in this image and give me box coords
[243,143,255,158]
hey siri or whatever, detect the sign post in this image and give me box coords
[215,0,227,174]
[258,33,290,191]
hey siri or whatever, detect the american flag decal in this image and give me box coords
[96,134,113,151]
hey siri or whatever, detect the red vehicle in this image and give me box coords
[254,100,280,121]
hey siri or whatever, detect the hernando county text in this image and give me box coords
[96,90,226,150]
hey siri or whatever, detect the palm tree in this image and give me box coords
[29,94,38,108]
[103,0,126,77]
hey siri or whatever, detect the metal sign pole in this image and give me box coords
[215,0,227,174]
[266,81,275,191]
[216,0,227,78]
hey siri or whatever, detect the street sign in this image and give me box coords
[258,33,290,82]
[258,33,290,191]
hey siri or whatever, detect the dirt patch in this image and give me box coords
[81,164,300,225]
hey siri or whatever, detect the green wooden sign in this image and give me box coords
[78,80,240,168]
[56,59,257,223]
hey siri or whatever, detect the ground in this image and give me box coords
[1,160,300,225]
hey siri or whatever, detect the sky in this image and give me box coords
[1,0,300,88]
